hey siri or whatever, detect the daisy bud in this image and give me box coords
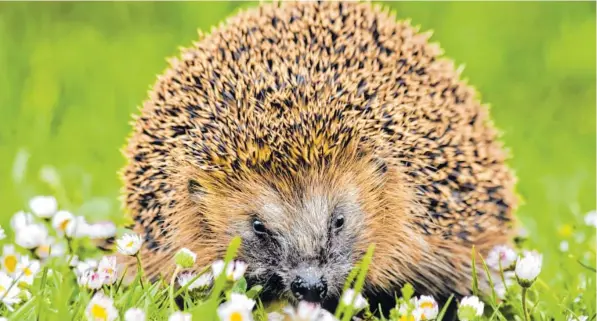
[116,233,144,256]
[515,251,543,287]
[175,248,197,268]
[29,196,58,218]
[457,296,484,321]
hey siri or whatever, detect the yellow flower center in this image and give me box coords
[399,315,415,321]
[126,241,134,248]
[59,219,71,231]
[24,267,32,276]
[4,255,17,273]
[230,311,243,321]
[558,224,573,237]
[91,304,108,320]
[37,245,50,256]
[420,302,434,309]
[0,285,6,293]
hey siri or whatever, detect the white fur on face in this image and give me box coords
[241,184,366,302]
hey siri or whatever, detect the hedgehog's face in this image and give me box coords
[234,184,365,306]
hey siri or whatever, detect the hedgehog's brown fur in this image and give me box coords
[121,1,517,305]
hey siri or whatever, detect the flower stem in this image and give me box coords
[521,287,530,321]
[170,265,181,312]
[135,254,145,289]
[65,236,74,255]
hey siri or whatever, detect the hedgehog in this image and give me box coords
[121,1,517,314]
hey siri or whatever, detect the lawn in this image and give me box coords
[0,2,594,320]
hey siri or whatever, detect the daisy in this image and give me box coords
[116,233,143,256]
[414,295,438,320]
[78,270,103,290]
[52,210,74,235]
[559,240,569,252]
[0,271,21,310]
[85,292,118,321]
[212,260,247,281]
[169,312,192,321]
[10,211,34,232]
[341,289,368,310]
[1,245,20,275]
[217,293,256,321]
[124,307,146,321]
[87,222,117,239]
[29,195,58,218]
[15,223,49,249]
[34,237,67,259]
[493,272,515,300]
[396,302,417,321]
[65,216,91,238]
[282,301,325,321]
[75,259,99,277]
[97,256,118,285]
[568,316,589,321]
[515,250,543,287]
[485,245,517,271]
[15,256,40,285]
[178,272,213,291]
[584,210,597,228]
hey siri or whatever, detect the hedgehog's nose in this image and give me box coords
[291,275,328,302]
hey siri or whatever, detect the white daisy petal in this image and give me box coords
[29,196,58,218]
[116,233,144,256]
[85,292,118,321]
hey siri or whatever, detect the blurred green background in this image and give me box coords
[0,0,594,294]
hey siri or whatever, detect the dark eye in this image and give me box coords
[333,215,345,230]
[252,219,267,235]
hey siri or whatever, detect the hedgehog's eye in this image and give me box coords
[333,215,345,230]
[252,219,267,235]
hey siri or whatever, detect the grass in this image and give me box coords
[0,198,594,320]
[0,1,595,320]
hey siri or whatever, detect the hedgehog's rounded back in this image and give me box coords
[122,1,517,308]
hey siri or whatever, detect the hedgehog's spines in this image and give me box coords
[121,0,517,298]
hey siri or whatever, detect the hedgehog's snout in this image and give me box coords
[290,265,328,303]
